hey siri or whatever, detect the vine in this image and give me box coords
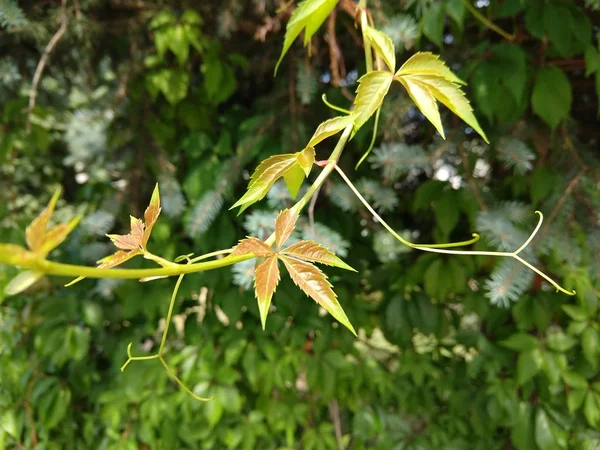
[0,0,576,401]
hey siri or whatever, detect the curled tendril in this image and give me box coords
[334,164,576,297]
[120,271,213,401]
[321,94,352,115]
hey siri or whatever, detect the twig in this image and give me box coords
[459,144,488,211]
[26,0,69,133]
[326,9,344,87]
[308,186,321,231]
[328,399,345,450]
[540,171,583,236]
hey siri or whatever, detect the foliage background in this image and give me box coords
[1,0,600,449]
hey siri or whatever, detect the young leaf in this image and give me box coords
[97,250,142,270]
[275,209,298,249]
[254,255,280,329]
[353,71,394,131]
[107,216,144,251]
[231,154,298,211]
[283,162,306,199]
[308,116,354,147]
[38,216,81,257]
[5,270,43,296]
[232,237,274,257]
[274,0,338,74]
[404,74,489,143]
[280,256,356,335]
[297,146,315,176]
[364,26,396,71]
[25,187,61,253]
[397,77,444,138]
[143,183,161,246]
[395,52,465,85]
[281,240,355,271]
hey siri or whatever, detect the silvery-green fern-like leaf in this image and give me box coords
[159,176,187,218]
[497,138,535,175]
[484,259,533,307]
[369,142,429,182]
[381,14,420,51]
[185,190,223,238]
[302,222,349,257]
[232,259,255,291]
[328,182,360,212]
[0,0,28,29]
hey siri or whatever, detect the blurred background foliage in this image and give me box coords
[1,0,600,449]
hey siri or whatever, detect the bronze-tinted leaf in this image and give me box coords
[25,188,61,252]
[143,183,161,246]
[232,237,274,257]
[107,217,144,251]
[280,256,356,335]
[281,240,355,271]
[97,250,143,269]
[254,255,280,329]
[0,244,36,266]
[39,216,81,257]
[275,209,298,249]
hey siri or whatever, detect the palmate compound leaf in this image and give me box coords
[364,25,396,72]
[232,209,356,333]
[280,256,356,335]
[232,149,315,212]
[395,52,489,143]
[67,184,161,286]
[353,71,394,131]
[274,0,339,75]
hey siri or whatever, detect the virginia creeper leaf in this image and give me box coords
[275,209,298,249]
[297,146,315,177]
[353,71,394,131]
[274,0,338,74]
[406,74,489,143]
[232,237,274,257]
[308,115,354,147]
[39,216,81,257]
[280,256,356,335]
[395,52,465,85]
[97,250,142,269]
[25,187,61,253]
[281,240,355,271]
[363,25,396,71]
[284,162,306,199]
[531,66,572,129]
[231,154,298,211]
[143,183,161,246]
[254,255,280,329]
[5,270,43,296]
[398,77,444,138]
[107,216,144,251]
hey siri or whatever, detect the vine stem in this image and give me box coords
[462,0,515,42]
[333,165,575,296]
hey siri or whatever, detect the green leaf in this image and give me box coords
[231,154,298,211]
[530,166,556,203]
[422,3,444,47]
[541,351,562,386]
[274,0,338,74]
[563,371,588,389]
[511,402,536,450]
[568,389,587,414]
[352,71,394,131]
[585,392,600,428]
[517,348,543,385]
[5,270,42,296]
[364,26,396,71]
[396,52,465,85]
[445,0,465,28]
[500,333,539,352]
[546,330,576,352]
[297,146,315,176]
[204,394,223,428]
[531,66,572,129]
[433,193,459,237]
[308,116,354,147]
[562,304,589,321]
[582,326,599,368]
[398,76,443,138]
[544,4,572,56]
[570,6,591,45]
[535,409,562,450]
[585,45,600,77]
[284,162,306,199]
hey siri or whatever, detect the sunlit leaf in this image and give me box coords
[5,270,43,296]
[143,183,161,246]
[39,216,82,257]
[0,244,36,267]
[280,256,356,335]
[25,188,61,253]
[308,115,354,147]
[254,255,280,329]
[281,240,355,271]
[275,209,298,249]
[231,154,298,211]
[97,250,142,269]
[297,146,315,177]
[395,52,465,85]
[284,162,306,199]
[274,0,338,74]
[353,71,394,131]
[232,237,274,257]
[397,77,444,138]
[364,26,396,71]
[107,217,144,251]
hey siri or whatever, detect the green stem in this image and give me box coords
[462,0,515,42]
[159,274,184,354]
[359,7,373,73]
